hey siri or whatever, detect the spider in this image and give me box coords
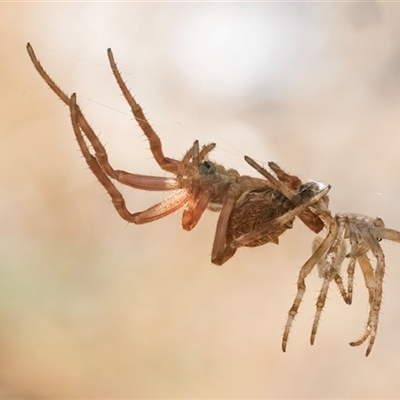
[232,158,400,356]
[26,43,327,267]
[27,43,400,356]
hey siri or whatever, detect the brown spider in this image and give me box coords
[26,43,327,267]
[27,43,400,356]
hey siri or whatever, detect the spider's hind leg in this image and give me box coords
[282,220,338,352]
[310,219,349,345]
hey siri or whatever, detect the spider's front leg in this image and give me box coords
[27,44,230,230]
[27,44,180,189]
[27,43,186,178]
[107,48,179,174]
[309,220,349,346]
[73,94,219,229]
[69,94,190,224]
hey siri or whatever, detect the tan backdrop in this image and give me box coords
[1,3,400,398]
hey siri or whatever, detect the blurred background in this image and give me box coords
[2,2,400,398]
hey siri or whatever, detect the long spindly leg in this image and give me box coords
[69,93,189,223]
[349,252,376,355]
[366,241,384,357]
[310,221,349,345]
[350,229,386,356]
[345,220,360,305]
[72,96,181,191]
[282,219,338,352]
[27,44,184,176]
[27,44,121,179]
[27,43,71,105]
[313,234,348,300]
[107,48,182,174]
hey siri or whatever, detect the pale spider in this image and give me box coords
[27,43,400,356]
[234,159,400,356]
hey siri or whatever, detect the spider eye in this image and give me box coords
[199,161,216,175]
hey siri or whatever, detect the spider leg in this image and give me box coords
[27,44,185,176]
[244,156,297,201]
[348,253,375,355]
[363,226,386,357]
[311,236,326,277]
[211,187,241,266]
[310,219,349,345]
[282,219,338,352]
[73,104,181,191]
[350,228,386,356]
[107,48,183,174]
[28,39,220,228]
[76,94,216,228]
[69,94,189,223]
[345,219,361,305]
[27,43,71,105]
[312,233,348,297]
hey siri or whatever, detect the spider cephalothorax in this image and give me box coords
[27,43,400,356]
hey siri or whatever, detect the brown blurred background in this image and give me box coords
[2,2,400,398]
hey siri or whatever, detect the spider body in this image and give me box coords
[228,186,297,247]
[27,43,400,356]
[219,180,330,265]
